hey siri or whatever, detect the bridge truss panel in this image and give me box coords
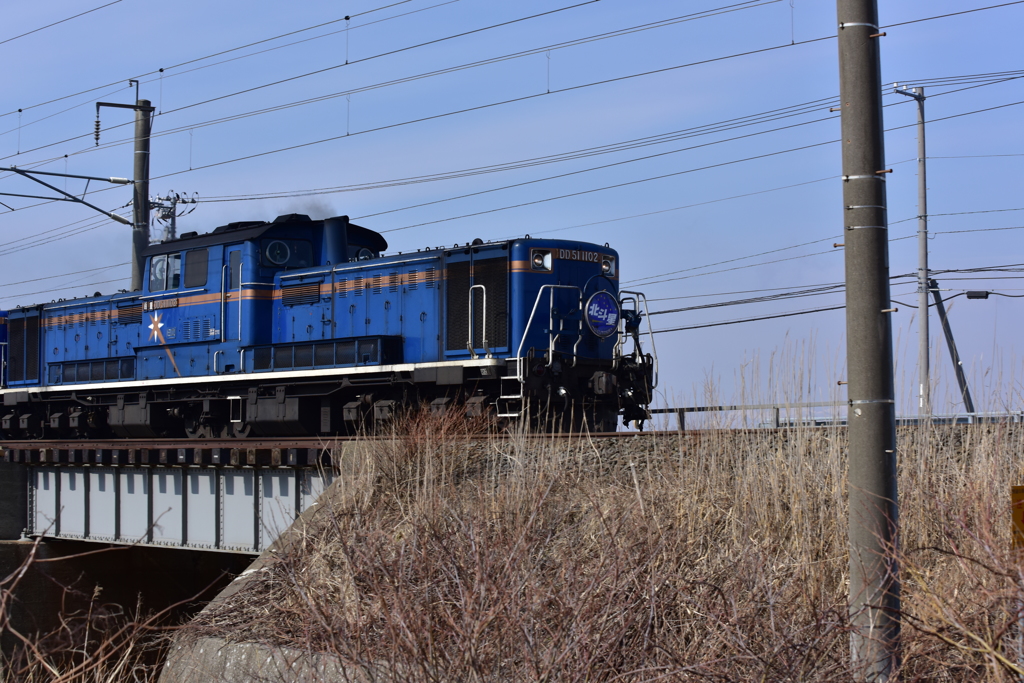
[119,469,150,544]
[152,470,183,546]
[27,466,332,554]
[186,470,218,549]
[33,468,58,536]
[88,468,117,542]
[58,470,86,539]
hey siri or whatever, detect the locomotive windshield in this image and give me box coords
[149,253,181,292]
[261,238,312,268]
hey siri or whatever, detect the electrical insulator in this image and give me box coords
[94,119,101,146]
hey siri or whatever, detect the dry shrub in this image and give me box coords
[1,542,171,683]
[183,419,1024,681]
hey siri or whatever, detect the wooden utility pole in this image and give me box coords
[836,0,901,679]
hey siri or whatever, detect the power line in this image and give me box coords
[934,225,1024,235]
[0,0,450,121]
[0,263,129,289]
[199,97,839,204]
[647,266,1024,333]
[1,1,779,164]
[518,177,837,238]
[161,86,1024,215]
[0,276,130,305]
[374,139,843,234]
[142,73,1018,207]
[0,0,124,48]
[649,284,847,316]
[889,207,1024,224]
[652,305,845,334]
[883,0,1024,28]
[0,0,601,156]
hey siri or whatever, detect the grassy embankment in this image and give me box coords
[171,411,1024,682]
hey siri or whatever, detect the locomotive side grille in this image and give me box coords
[294,345,314,367]
[425,267,436,288]
[353,276,363,296]
[473,257,508,349]
[337,278,347,298]
[118,305,143,325]
[407,270,418,290]
[372,274,382,295]
[445,261,471,351]
[389,272,399,293]
[282,283,321,306]
[314,343,334,365]
[8,317,24,383]
[254,347,272,370]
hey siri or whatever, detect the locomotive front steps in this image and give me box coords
[497,375,525,418]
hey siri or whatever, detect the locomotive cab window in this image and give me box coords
[261,239,313,269]
[184,248,209,288]
[149,253,181,292]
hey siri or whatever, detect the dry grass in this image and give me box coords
[178,417,1024,681]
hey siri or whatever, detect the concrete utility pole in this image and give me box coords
[96,90,154,291]
[836,0,901,679]
[132,99,152,291]
[896,85,930,416]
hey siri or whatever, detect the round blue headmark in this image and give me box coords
[585,291,620,338]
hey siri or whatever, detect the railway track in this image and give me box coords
[0,431,654,468]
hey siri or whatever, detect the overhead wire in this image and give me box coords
[647,265,1023,333]
[373,93,1024,236]
[0,0,124,48]
[0,0,782,164]
[0,0,604,157]
[0,263,129,289]
[0,6,1019,270]
[0,0,448,121]
[653,305,846,333]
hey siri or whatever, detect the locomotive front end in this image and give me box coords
[505,239,656,430]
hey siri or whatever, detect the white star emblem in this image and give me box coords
[148,312,165,342]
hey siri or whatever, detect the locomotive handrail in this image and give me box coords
[220,265,228,343]
[237,260,244,347]
[515,285,583,382]
[280,269,331,280]
[618,290,658,389]
[139,288,206,300]
[0,341,6,389]
[330,255,438,275]
[467,284,491,359]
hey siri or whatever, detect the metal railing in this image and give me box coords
[649,402,1024,430]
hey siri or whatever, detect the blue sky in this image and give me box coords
[1,0,1021,418]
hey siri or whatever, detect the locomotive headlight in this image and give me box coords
[531,249,552,271]
[601,257,616,276]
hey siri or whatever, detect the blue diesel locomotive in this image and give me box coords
[0,214,655,438]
